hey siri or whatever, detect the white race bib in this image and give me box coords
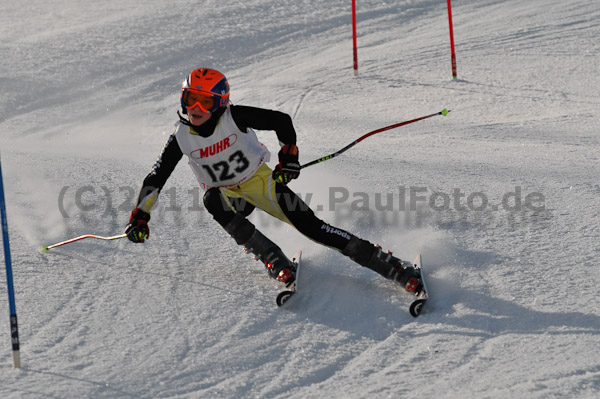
[175,107,270,189]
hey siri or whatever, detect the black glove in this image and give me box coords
[272,144,300,184]
[125,208,150,243]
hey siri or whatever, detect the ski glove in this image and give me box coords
[125,208,150,243]
[272,144,300,185]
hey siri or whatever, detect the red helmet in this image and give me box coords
[180,68,230,113]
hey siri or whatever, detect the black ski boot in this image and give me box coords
[343,236,422,293]
[242,229,296,284]
[224,213,296,285]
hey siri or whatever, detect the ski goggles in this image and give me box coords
[181,89,224,113]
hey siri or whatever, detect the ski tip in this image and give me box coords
[276,290,295,307]
[410,299,427,317]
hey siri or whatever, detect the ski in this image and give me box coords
[276,249,302,307]
[409,253,428,317]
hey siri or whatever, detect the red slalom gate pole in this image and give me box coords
[352,0,358,76]
[447,0,457,80]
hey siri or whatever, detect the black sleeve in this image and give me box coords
[134,133,183,209]
[230,105,296,145]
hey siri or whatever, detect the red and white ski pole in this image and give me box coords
[41,233,127,252]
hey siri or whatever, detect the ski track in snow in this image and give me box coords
[1,0,600,398]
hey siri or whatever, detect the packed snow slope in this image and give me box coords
[1,0,599,397]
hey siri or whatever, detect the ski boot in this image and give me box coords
[343,236,422,293]
[223,213,296,285]
[243,229,297,285]
[368,246,423,293]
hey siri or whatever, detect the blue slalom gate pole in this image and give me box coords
[0,154,21,368]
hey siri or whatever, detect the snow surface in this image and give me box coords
[1,0,600,397]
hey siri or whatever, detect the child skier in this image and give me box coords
[125,67,421,292]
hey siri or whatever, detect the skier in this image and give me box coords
[125,67,422,292]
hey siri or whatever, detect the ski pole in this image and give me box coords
[300,108,450,170]
[41,233,127,252]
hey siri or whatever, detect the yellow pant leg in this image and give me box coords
[221,163,291,224]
